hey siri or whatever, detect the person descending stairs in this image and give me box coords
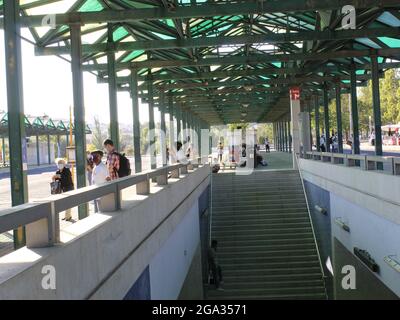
[207,170,327,300]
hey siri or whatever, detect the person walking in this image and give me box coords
[264,137,270,153]
[86,151,94,185]
[208,240,224,290]
[52,158,74,221]
[91,150,108,213]
[103,139,131,180]
[218,142,224,163]
[320,134,326,152]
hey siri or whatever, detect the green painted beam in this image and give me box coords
[35,28,400,55]
[8,0,400,28]
[103,74,378,90]
[83,49,400,71]
[108,62,400,84]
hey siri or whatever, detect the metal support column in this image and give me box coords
[288,121,292,153]
[350,62,360,155]
[70,24,87,219]
[107,24,119,149]
[176,106,182,143]
[323,84,330,152]
[371,54,383,158]
[314,96,320,152]
[4,0,28,248]
[168,93,175,151]
[47,134,51,164]
[130,70,142,173]
[147,61,156,170]
[284,121,288,152]
[36,135,40,166]
[1,137,6,166]
[335,82,344,153]
[160,92,167,166]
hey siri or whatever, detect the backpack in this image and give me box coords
[113,152,131,177]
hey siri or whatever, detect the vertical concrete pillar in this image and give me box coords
[47,134,51,164]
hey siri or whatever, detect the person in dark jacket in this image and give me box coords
[208,240,224,290]
[52,158,74,221]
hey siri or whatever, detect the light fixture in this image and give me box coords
[384,255,400,273]
[242,103,249,108]
[354,247,379,273]
[244,85,253,92]
[241,112,247,117]
[334,217,350,232]
[314,205,327,215]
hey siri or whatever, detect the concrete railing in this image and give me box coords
[304,151,400,175]
[0,156,210,249]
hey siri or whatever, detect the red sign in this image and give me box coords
[290,87,301,100]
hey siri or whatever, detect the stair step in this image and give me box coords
[212,221,311,230]
[214,232,314,241]
[207,286,326,297]
[221,279,324,290]
[216,238,315,247]
[213,226,312,236]
[218,242,317,253]
[206,291,326,300]
[212,211,309,219]
[212,217,310,225]
[218,248,317,258]
[221,260,320,271]
[222,272,324,283]
[219,253,319,264]
[222,266,322,276]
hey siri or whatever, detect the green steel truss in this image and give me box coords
[1,0,400,124]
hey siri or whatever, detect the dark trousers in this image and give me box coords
[210,262,223,288]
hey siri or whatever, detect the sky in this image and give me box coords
[0,30,158,126]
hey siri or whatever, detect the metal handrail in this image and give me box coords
[294,154,328,299]
[0,156,210,247]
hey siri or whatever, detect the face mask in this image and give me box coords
[57,164,65,170]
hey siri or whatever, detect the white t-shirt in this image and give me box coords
[177,149,188,164]
[92,162,108,185]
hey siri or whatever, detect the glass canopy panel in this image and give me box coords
[376,12,400,27]
[378,37,400,48]
[25,1,79,15]
[78,0,103,12]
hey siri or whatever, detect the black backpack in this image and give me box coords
[113,152,131,177]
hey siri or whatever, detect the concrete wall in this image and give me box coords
[299,159,400,299]
[149,200,202,299]
[0,165,210,300]
[303,180,333,298]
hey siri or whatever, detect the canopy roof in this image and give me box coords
[0,112,92,137]
[1,0,400,125]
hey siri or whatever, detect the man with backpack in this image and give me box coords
[103,139,131,180]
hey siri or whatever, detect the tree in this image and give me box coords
[91,116,106,150]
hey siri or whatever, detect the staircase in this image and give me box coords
[207,170,327,300]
